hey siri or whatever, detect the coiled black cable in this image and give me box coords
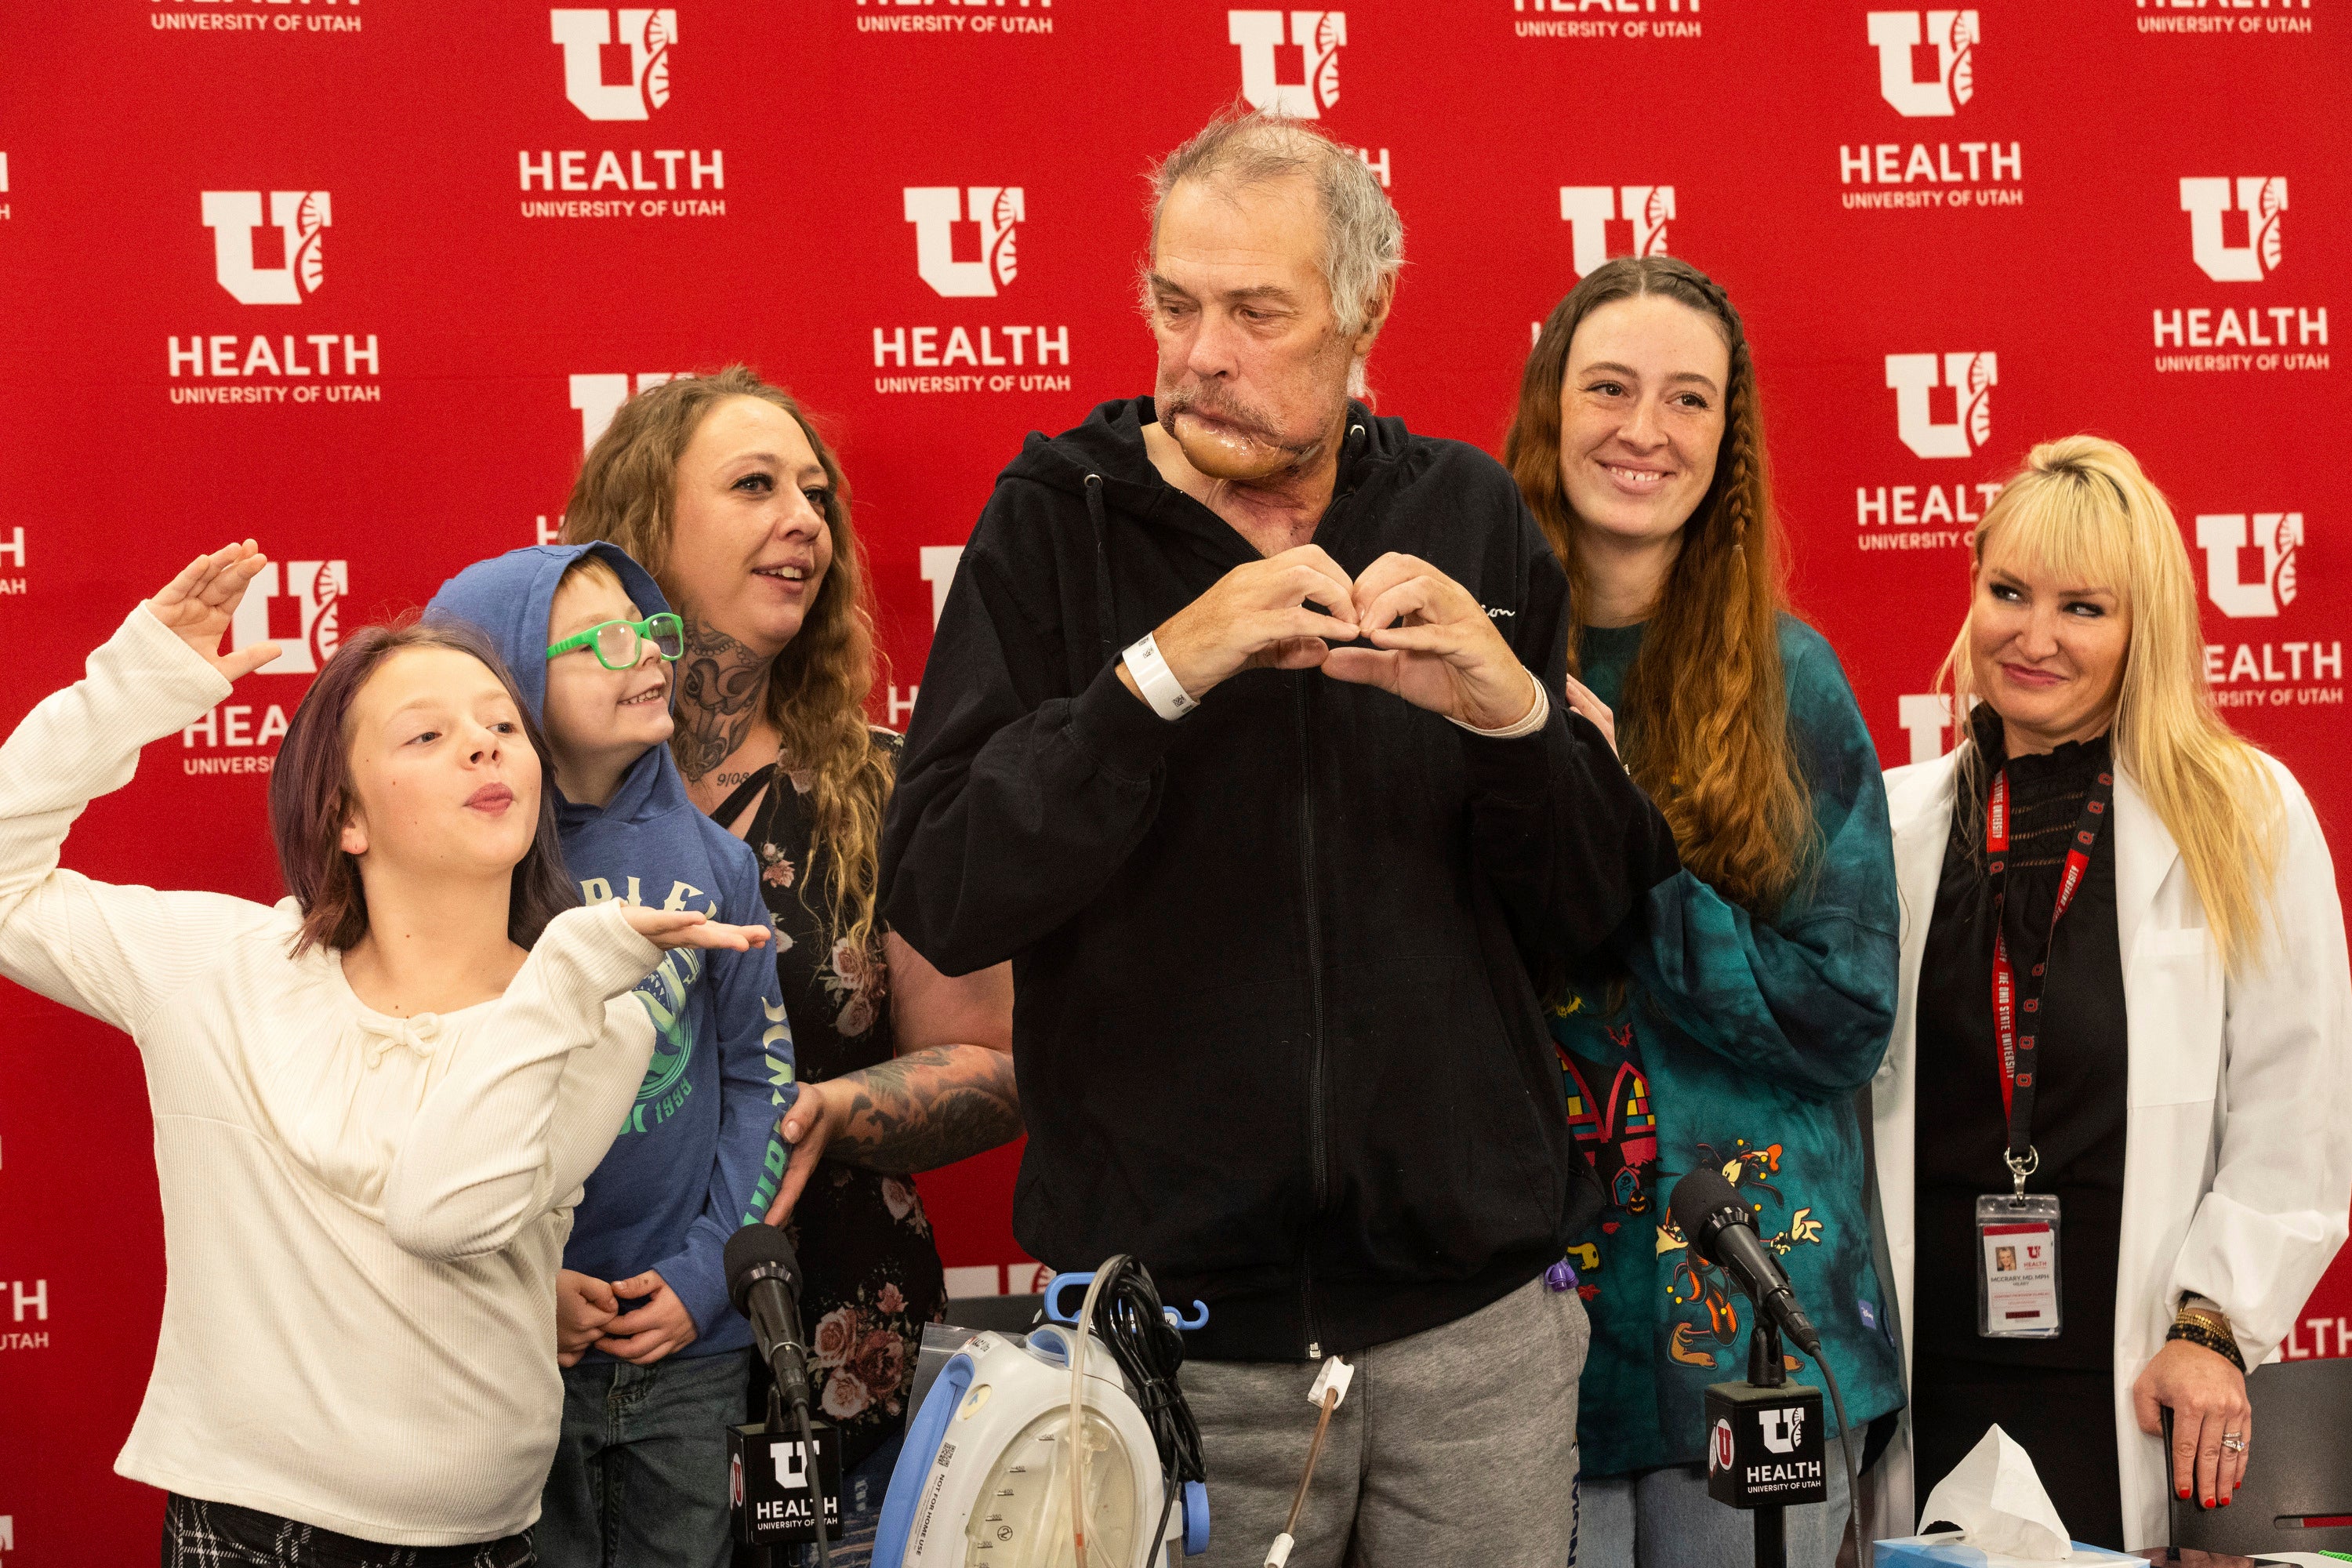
[1083,1256,1207,1553]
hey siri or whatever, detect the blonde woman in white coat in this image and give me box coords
[1868,437,2351,1551]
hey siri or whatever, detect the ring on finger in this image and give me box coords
[2221,1432,2248,1454]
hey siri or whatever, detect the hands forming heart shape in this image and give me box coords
[1145,543,1542,731]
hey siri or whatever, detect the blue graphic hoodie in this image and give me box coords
[429,543,793,1361]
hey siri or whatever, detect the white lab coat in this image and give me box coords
[1869,746,2352,1549]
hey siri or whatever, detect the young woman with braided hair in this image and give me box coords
[1504,257,1904,1567]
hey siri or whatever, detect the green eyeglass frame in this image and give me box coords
[546,612,685,670]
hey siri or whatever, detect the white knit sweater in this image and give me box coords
[0,607,662,1545]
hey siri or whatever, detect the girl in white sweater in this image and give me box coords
[0,543,769,1566]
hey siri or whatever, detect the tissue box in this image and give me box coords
[1875,1534,2141,1566]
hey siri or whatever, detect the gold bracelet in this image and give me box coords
[2166,1319,2246,1372]
[2176,1305,2233,1338]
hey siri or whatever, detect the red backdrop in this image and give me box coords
[2,2,2347,1559]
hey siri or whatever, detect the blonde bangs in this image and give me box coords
[1976,468,2136,607]
[1943,436,2284,975]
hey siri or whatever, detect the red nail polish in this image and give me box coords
[2178,1487,2190,1499]
[2202,1498,2214,1508]
[2220,1498,2231,1508]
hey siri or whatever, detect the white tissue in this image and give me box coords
[1916,1426,2076,1561]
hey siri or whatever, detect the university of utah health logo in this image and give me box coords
[904,187,1023,299]
[2198,511,2303,619]
[873,180,1068,396]
[1867,9,1977,116]
[202,191,328,305]
[2182,177,2286,282]
[1560,185,1674,278]
[552,8,676,122]
[1855,345,2005,567]
[2151,173,2323,375]
[181,558,354,770]
[231,559,347,674]
[1886,351,1995,459]
[1229,10,1345,116]
[2194,504,2337,710]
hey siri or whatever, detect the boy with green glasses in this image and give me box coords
[429,544,793,1568]
[546,608,686,670]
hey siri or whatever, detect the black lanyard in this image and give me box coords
[1985,763,2114,1189]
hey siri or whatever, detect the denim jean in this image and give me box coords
[1575,1453,1854,1568]
[538,1348,751,1568]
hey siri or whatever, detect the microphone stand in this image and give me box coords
[1748,1316,1787,1568]
[765,1303,832,1568]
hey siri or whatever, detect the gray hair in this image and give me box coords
[1146,109,1404,361]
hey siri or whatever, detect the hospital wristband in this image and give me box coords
[1450,666,1548,739]
[1123,632,1199,722]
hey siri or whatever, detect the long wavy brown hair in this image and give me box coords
[1504,256,1810,915]
[561,366,893,955]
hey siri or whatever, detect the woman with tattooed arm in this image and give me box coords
[561,367,1019,1560]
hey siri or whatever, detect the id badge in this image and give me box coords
[1976,1192,2062,1338]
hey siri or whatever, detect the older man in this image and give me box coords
[881,111,1678,1563]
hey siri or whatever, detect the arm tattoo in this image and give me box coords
[822,1045,1022,1174]
[673,614,768,782]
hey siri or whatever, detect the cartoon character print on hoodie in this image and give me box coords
[428,543,793,1361]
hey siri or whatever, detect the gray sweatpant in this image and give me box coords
[1178,1276,1588,1568]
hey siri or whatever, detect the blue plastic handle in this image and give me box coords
[1041,1272,1092,1326]
[870,1350,974,1568]
[1181,1479,1210,1555]
[1041,1272,1209,1332]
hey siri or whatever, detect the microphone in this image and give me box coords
[1668,1167,1823,1357]
[727,1221,814,1414]
[728,1223,837,1567]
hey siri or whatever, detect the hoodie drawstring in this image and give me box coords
[1085,474,1118,668]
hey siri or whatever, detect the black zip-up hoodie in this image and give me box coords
[882,396,1679,1361]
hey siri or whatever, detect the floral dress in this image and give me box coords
[717,730,947,1473]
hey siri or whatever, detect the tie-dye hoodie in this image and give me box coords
[1553,614,1904,1474]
